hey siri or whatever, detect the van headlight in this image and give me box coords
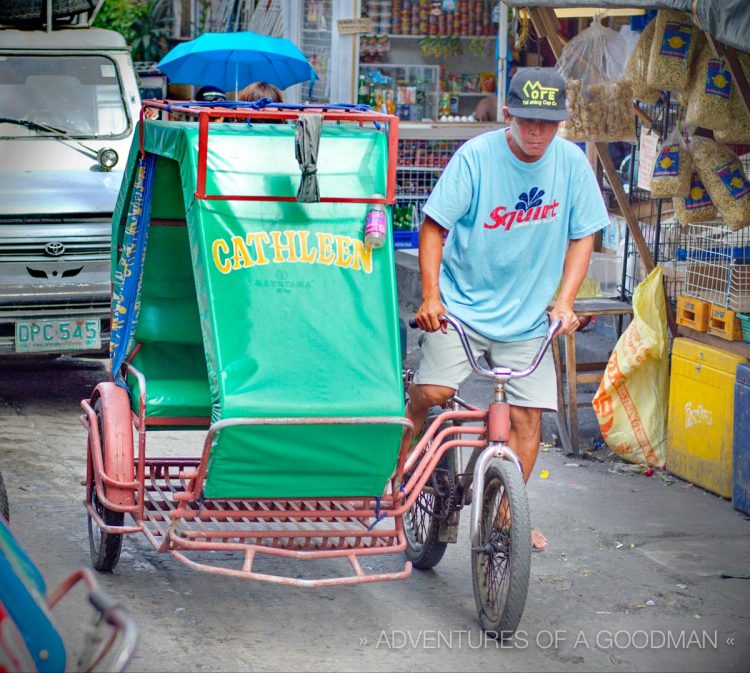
[97,148,119,171]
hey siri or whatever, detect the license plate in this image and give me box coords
[15,318,101,353]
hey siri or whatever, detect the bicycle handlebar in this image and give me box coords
[408,314,562,382]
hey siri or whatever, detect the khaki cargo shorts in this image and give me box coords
[413,320,558,411]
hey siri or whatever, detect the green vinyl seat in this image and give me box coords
[126,225,212,421]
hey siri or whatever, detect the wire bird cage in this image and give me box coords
[683,223,750,312]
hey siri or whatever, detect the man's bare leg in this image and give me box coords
[405,382,456,442]
[509,405,547,550]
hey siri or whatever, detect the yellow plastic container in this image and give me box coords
[676,295,710,331]
[708,305,744,341]
[667,338,748,497]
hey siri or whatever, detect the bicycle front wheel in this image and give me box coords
[471,457,531,637]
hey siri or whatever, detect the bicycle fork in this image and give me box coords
[469,377,524,550]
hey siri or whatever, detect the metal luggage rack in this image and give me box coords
[137,457,409,587]
[138,457,401,553]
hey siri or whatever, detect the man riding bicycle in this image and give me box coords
[405,68,610,550]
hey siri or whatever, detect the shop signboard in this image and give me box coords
[338,18,372,35]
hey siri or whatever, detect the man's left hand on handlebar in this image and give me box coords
[549,302,580,335]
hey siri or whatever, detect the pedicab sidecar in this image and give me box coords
[82,100,418,586]
[81,99,535,635]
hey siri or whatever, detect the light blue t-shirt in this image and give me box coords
[422,130,609,342]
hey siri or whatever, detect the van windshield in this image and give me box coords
[0,54,129,138]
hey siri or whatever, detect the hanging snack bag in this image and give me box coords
[650,130,691,198]
[623,18,661,105]
[685,41,734,132]
[673,172,717,225]
[647,10,700,94]
[692,137,750,231]
[556,21,635,142]
[713,51,750,144]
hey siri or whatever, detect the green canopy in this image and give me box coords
[112,119,404,499]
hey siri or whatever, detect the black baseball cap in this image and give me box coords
[506,67,568,122]
[195,85,227,102]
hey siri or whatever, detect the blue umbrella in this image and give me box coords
[157,31,318,93]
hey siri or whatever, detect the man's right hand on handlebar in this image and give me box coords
[415,295,449,333]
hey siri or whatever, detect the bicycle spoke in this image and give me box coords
[402,442,455,570]
[477,480,513,619]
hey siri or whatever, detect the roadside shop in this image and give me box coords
[498,1,750,516]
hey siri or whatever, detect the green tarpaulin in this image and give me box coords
[112,119,404,499]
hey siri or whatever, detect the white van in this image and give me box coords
[0,1,140,356]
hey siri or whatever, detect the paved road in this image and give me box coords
[1,352,748,672]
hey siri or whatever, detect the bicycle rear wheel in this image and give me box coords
[471,457,531,637]
[403,407,459,569]
[403,441,455,569]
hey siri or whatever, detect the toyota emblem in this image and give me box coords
[44,242,65,257]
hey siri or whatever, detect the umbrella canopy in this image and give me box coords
[157,31,318,92]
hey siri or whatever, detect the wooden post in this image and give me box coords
[528,6,678,337]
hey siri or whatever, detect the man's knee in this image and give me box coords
[408,383,456,410]
[510,406,542,440]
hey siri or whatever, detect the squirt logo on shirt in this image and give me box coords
[483,186,560,232]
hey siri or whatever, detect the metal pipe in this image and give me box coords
[498,2,509,114]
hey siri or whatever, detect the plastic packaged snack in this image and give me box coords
[691,136,750,231]
[685,41,734,132]
[623,18,662,105]
[650,130,691,198]
[647,10,700,94]
[556,21,635,142]
[673,172,718,225]
[712,51,750,144]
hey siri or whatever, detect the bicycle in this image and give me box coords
[403,313,561,636]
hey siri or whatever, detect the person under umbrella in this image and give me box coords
[237,81,284,126]
[195,85,227,102]
[193,85,227,121]
[237,81,282,103]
